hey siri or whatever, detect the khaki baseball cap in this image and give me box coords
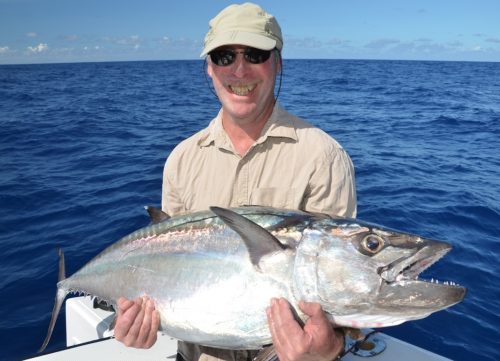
[200,2,283,57]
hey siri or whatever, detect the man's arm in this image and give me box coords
[162,157,184,215]
[303,148,357,218]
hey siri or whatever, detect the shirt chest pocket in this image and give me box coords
[249,187,298,209]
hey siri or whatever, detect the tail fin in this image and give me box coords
[38,248,68,353]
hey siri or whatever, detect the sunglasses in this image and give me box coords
[209,47,273,66]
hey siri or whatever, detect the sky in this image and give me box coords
[1,0,500,65]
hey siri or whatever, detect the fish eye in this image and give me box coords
[362,234,385,254]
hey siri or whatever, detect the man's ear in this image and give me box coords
[207,60,214,78]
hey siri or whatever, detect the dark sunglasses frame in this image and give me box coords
[209,47,273,66]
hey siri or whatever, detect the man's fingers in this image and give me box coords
[136,299,157,346]
[136,299,160,349]
[299,300,323,318]
[114,297,143,341]
[266,302,280,347]
[272,299,303,331]
[268,299,343,361]
[145,309,161,348]
[122,299,146,347]
[117,297,135,312]
[299,300,330,328]
[267,298,312,359]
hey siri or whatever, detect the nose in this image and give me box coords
[231,52,249,77]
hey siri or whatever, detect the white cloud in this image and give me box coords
[26,32,37,38]
[27,43,48,53]
[415,38,433,43]
[83,45,101,51]
[116,35,141,47]
[326,38,350,46]
[64,35,79,41]
[0,46,10,54]
[364,38,401,49]
[286,36,323,49]
[447,41,463,47]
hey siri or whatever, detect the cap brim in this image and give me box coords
[200,31,277,57]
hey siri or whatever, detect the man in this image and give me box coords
[115,3,356,361]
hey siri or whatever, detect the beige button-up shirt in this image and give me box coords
[161,102,356,361]
[162,102,356,218]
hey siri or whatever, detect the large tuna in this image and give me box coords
[39,206,466,352]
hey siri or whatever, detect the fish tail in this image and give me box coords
[38,248,68,353]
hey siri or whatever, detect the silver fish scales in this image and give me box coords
[39,206,466,353]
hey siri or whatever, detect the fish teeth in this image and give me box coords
[428,278,459,286]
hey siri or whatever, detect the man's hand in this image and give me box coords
[114,296,160,348]
[266,298,344,361]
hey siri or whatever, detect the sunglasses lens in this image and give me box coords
[209,50,236,66]
[245,48,271,64]
[209,48,272,66]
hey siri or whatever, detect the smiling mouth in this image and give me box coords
[229,84,256,96]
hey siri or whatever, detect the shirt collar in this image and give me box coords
[198,102,298,149]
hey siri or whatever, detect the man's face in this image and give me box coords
[207,45,280,124]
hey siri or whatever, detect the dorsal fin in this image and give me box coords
[145,206,170,224]
[210,206,288,267]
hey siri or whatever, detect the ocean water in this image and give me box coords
[0,59,499,361]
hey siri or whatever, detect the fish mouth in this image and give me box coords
[378,241,450,283]
[377,240,466,310]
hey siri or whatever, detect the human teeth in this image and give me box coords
[229,84,255,96]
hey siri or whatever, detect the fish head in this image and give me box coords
[294,218,466,327]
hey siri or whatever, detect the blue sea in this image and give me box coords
[1,59,499,361]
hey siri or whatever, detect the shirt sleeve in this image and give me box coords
[302,148,357,218]
[161,155,185,216]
